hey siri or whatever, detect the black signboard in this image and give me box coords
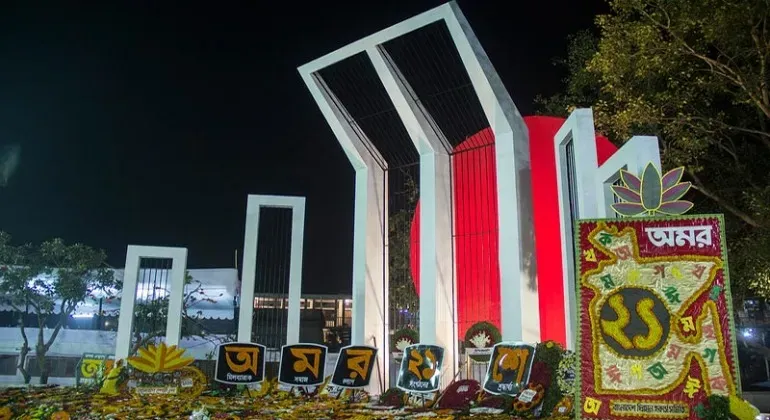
[330,345,378,389]
[396,344,444,393]
[214,342,266,385]
[482,342,536,396]
[278,343,328,386]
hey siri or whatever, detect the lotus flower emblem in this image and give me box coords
[611,164,694,217]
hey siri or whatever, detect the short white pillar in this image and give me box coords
[237,195,306,346]
[115,245,188,361]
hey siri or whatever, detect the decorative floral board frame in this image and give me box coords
[76,353,114,386]
[575,215,740,420]
[396,344,445,393]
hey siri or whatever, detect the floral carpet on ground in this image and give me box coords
[0,385,572,420]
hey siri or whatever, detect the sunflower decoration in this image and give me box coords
[127,342,194,373]
[463,322,501,362]
[511,383,546,414]
[611,164,694,216]
[126,342,207,398]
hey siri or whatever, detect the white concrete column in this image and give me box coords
[595,135,661,218]
[417,153,454,348]
[237,199,260,343]
[444,4,539,342]
[368,46,457,386]
[237,195,306,346]
[115,245,188,360]
[287,198,306,345]
[554,110,600,349]
[554,109,661,348]
[299,71,389,394]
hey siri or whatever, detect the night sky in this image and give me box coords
[0,0,606,294]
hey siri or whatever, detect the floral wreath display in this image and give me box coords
[576,207,744,417]
[463,321,502,362]
[556,350,577,395]
[318,376,370,403]
[391,328,419,354]
[124,342,207,399]
[551,395,574,417]
[531,341,564,415]
[511,383,546,414]
[3,340,757,419]
[436,379,481,410]
[378,387,406,408]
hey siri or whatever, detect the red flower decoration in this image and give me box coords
[527,361,552,389]
[436,379,480,409]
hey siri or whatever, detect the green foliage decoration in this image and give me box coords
[463,321,502,349]
[533,341,566,416]
[700,394,731,420]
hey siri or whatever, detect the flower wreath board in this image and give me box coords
[575,215,740,420]
[464,322,501,362]
[396,343,445,408]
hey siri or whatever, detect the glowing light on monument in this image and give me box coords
[410,116,618,344]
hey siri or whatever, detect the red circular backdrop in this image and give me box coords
[409,116,617,344]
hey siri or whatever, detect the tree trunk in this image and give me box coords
[16,320,30,384]
[36,346,49,385]
[17,342,30,384]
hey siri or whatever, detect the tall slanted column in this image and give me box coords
[299,1,540,392]
[368,46,457,386]
[297,70,390,394]
[443,3,539,343]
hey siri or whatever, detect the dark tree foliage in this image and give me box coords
[538,0,770,302]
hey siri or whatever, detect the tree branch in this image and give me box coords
[18,316,29,351]
[638,6,770,119]
[750,16,770,109]
[687,169,764,227]
[44,301,70,352]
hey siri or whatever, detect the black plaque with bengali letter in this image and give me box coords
[330,345,378,389]
[482,342,536,396]
[396,344,444,393]
[214,342,266,385]
[278,343,328,386]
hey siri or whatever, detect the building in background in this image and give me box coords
[0,267,350,384]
